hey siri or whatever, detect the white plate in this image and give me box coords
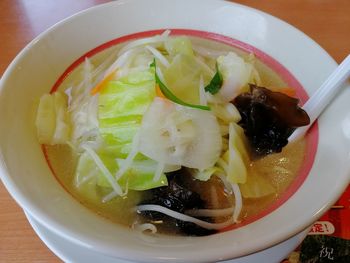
[25,211,308,263]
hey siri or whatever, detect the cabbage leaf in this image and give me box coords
[74,69,169,192]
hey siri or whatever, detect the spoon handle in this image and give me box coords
[289,54,350,142]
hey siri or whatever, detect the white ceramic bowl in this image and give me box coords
[1,0,349,262]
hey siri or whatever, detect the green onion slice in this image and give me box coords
[204,63,223,95]
[151,59,210,111]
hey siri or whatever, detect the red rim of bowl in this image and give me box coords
[44,28,318,233]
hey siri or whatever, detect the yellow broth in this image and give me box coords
[44,36,307,233]
[45,138,305,231]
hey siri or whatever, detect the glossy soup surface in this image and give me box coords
[44,36,307,234]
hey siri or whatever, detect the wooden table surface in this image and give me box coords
[0,0,349,262]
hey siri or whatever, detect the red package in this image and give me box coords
[283,185,350,262]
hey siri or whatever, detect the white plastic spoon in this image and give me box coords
[289,54,350,142]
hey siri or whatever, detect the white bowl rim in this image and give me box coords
[1,0,350,262]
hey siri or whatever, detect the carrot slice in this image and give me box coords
[269,87,296,97]
[155,84,166,98]
[90,69,117,95]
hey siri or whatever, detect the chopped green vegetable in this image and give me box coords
[222,149,247,184]
[164,36,194,57]
[116,159,168,190]
[163,53,203,104]
[75,151,168,192]
[98,70,155,158]
[71,68,170,193]
[204,64,223,95]
[151,59,210,111]
[36,94,56,144]
[219,123,249,184]
[35,91,71,145]
[192,167,223,181]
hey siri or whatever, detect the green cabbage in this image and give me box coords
[75,151,167,192]
[74,69,169,192]
[98,70,155,158]
[35,91,71,144]
[163,37,212,105]
[165,36,194,57]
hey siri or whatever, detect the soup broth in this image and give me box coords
[41,33,309,235]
